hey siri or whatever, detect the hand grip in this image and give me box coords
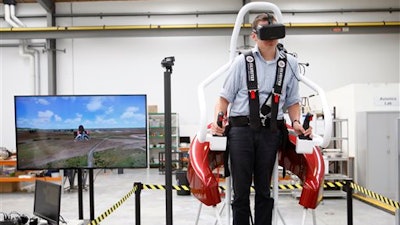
[302,113,313,130]
[217,112,224,128]
[299,113,312,140]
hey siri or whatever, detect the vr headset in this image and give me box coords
[255,23,286,40]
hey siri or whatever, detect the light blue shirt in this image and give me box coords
[219,45,301,119]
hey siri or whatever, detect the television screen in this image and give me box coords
[15,95,147,169]
[34,180,61,225]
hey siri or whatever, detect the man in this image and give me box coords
[211,13,312,225]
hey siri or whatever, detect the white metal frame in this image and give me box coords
[195,2,333,225]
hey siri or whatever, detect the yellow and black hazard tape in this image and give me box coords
[142,184,189,191]
[86,185,138,225]
[85,181,400,225]
[142,181,343,192]
[351,182,400,210]
[142,181,399,209]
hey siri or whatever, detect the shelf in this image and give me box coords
[150,135,178,138]
[179,147,190,152]
[0,176,62,182]
[0,159,17,166]
[158,152,185,173]
[148,113,180,170]
[324,173,351,181]
[0,158,61,191]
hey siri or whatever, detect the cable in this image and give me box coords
[59,215,67,224]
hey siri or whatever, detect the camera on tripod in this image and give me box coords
[161,56,175,69]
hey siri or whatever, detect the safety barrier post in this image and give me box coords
[134,182,143,225]
[396,208,399,225]
[344,180,353,225]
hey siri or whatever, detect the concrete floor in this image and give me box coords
[0,168,396,225]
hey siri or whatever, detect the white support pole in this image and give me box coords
[197,1,284,143]
[301,208,307,225]
[277,208,287,225]
[225,169,231,225]
[213,206,223,225]
[312,209,317,225]
[272,156,279,225]
[194,203,202,225]
[214,202,226,225]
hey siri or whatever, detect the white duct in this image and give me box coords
[4,4,19,28]
[10,4,25,27]
[18,40,40,94]
[4,3,41,95]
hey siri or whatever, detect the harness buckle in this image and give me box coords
[249,89,258,100]
[259,114,271,127]
[272,89,281,104]
[260,114,267,126]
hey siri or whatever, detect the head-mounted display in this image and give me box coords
[256,23,286,40]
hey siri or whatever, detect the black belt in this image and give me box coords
[229,116,285,128]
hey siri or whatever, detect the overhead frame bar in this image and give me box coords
[3,7,399,18]
[0,22,399,39]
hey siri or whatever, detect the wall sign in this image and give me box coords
[374,96,399,106]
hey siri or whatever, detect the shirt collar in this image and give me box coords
[253,44,279,63]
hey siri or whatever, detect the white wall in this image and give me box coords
[323,83,400,157]
[1,0,399,151]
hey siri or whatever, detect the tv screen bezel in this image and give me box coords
[33,180,62,225]
[14,94,148,170]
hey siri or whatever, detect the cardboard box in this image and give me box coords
[0,182,19,193]
[148,105,158,113]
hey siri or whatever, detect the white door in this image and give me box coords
[366,112,399,200]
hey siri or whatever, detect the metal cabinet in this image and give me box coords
[356,111,400,201]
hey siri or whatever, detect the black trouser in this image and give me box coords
[228,125,280,225]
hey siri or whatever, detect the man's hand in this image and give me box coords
[293,121,313,138]
[211,120,226,136]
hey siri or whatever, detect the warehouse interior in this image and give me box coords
[0,0,399,225]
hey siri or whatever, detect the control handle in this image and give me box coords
[299,113,313,140]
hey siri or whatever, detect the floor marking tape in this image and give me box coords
[86,185,137,225]
[87,180,400,225]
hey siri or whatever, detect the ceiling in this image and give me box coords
[16,0,143,2]
[13,0,141,13]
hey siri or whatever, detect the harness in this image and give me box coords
[244,43,287,131]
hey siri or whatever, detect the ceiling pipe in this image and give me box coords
[3,4,20,27]
[18,41,40,95]
[3,0,41,95]
[0,7,398,19]
[1,21,398,32]
[18,41,37,92]
[0,21,398,40]
[52,8,400,18]
[9,4,25,27]
[0,42,46,48]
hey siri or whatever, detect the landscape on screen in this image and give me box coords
[15,95,147,169]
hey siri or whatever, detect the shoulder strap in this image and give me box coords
[244,51,261,130]
[270,44,288,131]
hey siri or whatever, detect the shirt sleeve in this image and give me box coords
[283,56,301,110]
[219,55,245,103]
